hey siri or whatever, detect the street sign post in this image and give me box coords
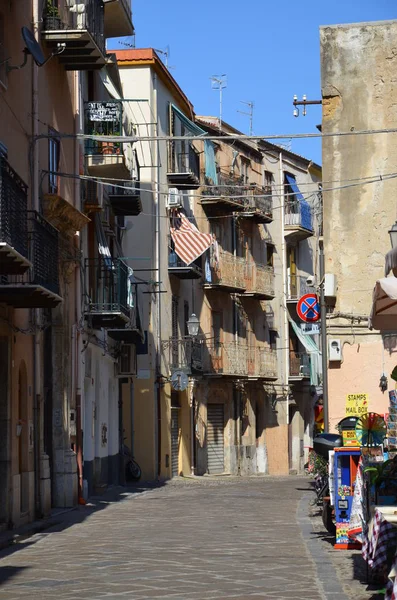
[297,293,321,323]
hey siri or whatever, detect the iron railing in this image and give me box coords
[168,246,202,274]
[162,337,204,373]
[204,251,246,290]
[84,257,129,317]
[255,347,278,378]
[202,173,248,207]
[84,100,123,156]
[1,211,60,294]
[284,199,313,231]
[0,156,28,258]
[289,351,310,377]
[245,185,273,218]
[43,0,105,56]
[168,142,200,179]
[246,263,275,297]
[287,275,312,301]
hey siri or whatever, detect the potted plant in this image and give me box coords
[364,458,397,505]
[44,0,61,30]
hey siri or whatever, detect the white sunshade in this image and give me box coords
[369,276,397,330]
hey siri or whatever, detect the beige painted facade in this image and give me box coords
[321,20,397,432]
[116,50,322,478]
[0,0,135,530]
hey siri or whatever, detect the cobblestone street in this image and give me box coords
[0,477,368,600]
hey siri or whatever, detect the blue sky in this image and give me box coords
[110,1,396,165]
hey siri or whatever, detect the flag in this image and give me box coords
[170,210,213,266]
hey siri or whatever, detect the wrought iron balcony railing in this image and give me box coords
[0,156,30,273]
[204,251,246,291]
[85,100,124,155]
[167,142,200,188]
[162,338,278,380]
[84,257,129,327]
[168,247,202,279]
[0,211,61,307]
[43,0,105,58]
[287,275,313,301]
[201,174,248,209]
[245,185,273,222]
[289,351,310,378]
[162,337,204,373]
[245,263,275,298]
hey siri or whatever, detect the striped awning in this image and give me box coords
[170,210,213,266]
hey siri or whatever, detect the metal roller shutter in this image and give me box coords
[171,408,179,477]
[207,403,224,474]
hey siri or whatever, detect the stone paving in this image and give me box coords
[0,476,367,600]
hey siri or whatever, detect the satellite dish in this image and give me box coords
[21,26,46,67]
[6,27,65,73]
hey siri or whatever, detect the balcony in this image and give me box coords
[253,347,278,379]
[85,101,131,180]
[84,257,129,329]
[284,201,313,242]
[201,174,248,213]
[162,337,204,375]
[41,0,106,71]
[108,183,142,217]
[103,0,134,38]
[203,251,246,292]
[168,248,202,279]
[244,185,273,223]
[289,351,310,379]
[0,211,61,308]
[244,263,275,299]
[204,342,248,377]
[287,275,312,303]
[167,143,200,189]
[0,157,31,275]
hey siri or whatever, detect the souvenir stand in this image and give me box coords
[357,403,397,600]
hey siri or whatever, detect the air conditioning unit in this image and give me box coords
[167,187,182,209]
[116,344,136,377]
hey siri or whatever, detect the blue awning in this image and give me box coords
[285,173,304,201]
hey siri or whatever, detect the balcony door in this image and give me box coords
[287,245,297,298]
[211,311,223,372]
[247,319,255,376]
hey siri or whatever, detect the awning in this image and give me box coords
[369,276,397,330]
[171,104,218,184]
[285,173,312,231]
[289,316,321,386]
[170,210,213,266]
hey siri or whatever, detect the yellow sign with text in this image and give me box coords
[345,393,368,416]
[342,429,359,446]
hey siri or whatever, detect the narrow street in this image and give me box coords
[0,477,351,600]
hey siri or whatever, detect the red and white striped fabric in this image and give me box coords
[170,210,213,266]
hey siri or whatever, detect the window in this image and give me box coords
[240,157,249,184]
[269,330,277,351]
[212,311,222,356]
[48,128,60,194]
[264,170,273,192]
[266,244,274,267]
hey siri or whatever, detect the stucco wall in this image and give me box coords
[321,21,397,428]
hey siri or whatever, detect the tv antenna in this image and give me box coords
[118,35,136,49]
[6,26,65,73]
[154,46,174,70]
[238,100,254,136]
[210,74,227,132]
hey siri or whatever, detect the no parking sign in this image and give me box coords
[297,293,320,323]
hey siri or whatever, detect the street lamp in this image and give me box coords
[186,313,200,337]
[389,221,397,249]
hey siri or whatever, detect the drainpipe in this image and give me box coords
[279,152,289,416]
[32,0,43,518]
[153,73,162,478]
[74,70,83,500]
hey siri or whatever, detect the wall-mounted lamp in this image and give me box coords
[186,313,200,338]
[389,221,397,249]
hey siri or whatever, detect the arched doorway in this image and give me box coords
[18,361,29,514]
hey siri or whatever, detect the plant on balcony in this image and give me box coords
[100,131,121,156]
[44,0,61,30]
